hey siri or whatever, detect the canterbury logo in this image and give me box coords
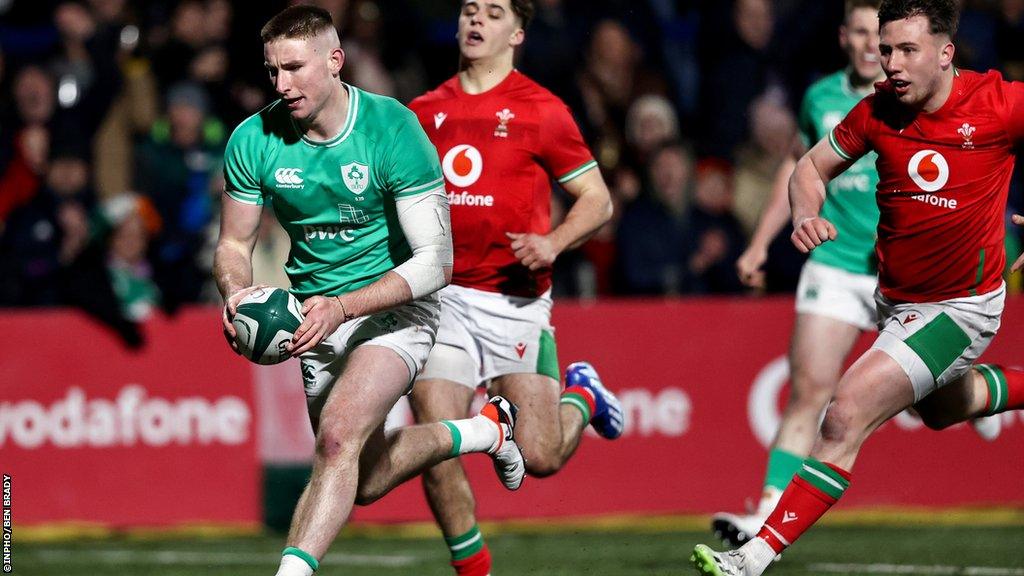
[907,150,949,193]
[782,511,799,524]
[275,168,304,186]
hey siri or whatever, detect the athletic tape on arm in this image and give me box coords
[393,187,453,299]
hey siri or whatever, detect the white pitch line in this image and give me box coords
[28,549,419,567]
[810,563,1024,575]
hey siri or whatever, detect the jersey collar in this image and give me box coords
[294,83,360,148]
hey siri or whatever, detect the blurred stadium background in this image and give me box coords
[0,0,1022,574]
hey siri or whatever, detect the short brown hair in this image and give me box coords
[878,0,958,38]
[261,5,336,43]
[845,0,880,21]
[510,0,534,30]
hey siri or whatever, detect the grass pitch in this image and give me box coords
[17,521,1024,575]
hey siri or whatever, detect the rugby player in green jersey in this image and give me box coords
[213,7,525,576]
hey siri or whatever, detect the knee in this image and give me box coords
[818,401,856,446]
[524,450,562,478]
[353,485,382,507]
[315,426,361,463]
[788,368,836,411]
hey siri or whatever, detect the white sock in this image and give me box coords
[442,415,500,455]
[756,487,783,518]
[275,554,315,576]
[741,537,778,574]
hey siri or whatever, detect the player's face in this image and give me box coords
[264,35,344,122]
[879,15,954,108]
[458,0,524,62]
[840,7,881,84]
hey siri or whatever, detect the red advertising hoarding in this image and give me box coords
[0,309,260,528]
[2,297,1021,529]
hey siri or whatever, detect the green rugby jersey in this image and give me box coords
[223,85,444,298]
[798,70,880,275]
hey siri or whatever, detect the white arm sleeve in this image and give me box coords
[392,186,453,299]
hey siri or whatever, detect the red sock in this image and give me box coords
[757,458,851,554]
[451,544,491,576]
[976,364,1024,414]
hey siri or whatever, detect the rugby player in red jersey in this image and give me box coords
[692,1,1024,574]
[407,2,622,575]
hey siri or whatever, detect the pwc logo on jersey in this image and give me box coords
[275,168,304,189]
[907,149,949,192]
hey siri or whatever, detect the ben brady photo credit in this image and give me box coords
[3,473,11,573]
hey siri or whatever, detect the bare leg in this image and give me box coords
[812,349,915,470]
[386,378,478,535]
[913,368,989,430]
[774,314,862,456]
[285,345,415,558]
[490,372,585,477]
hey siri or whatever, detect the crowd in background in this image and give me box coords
[1,0,1023,346]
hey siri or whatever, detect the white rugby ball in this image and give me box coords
[232,287,304,365]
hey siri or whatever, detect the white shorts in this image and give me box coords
[795,260,879,331]
[871,283,1004,402]
[417,284,560,389]
[299,295,440,405]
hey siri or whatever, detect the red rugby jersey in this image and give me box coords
[829,69,1024,303]
[409,71,597,297]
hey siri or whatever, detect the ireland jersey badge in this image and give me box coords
[341,162,369,195]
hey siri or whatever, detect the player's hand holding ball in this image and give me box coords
[231,287,305,365]
[791,216,838,254]
[287,295,351,357]
[222,284,270,353]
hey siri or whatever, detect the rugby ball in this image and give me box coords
[232,287,304,365]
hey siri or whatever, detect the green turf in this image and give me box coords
[18,526,1024,575]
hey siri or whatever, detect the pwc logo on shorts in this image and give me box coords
[907,150,949,192]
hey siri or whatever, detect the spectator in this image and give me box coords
[577,19,667,171]
[616,142,694,295]
[624,93,680,168]
[148,0,207,92]
[102,192,162,321]
[135,81,225,310]
[1,66,56,228]
[697,0,777,160]
[685,159,747,294]
[733,90,797,237]
[0,141,94,306]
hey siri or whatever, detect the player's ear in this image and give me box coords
[838,24,849,51]
[329,46,346,77]
[509,27,524,48]
[938,39,954,69]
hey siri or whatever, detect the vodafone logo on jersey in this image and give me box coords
[907,149,950,192]
[442,144,483,188]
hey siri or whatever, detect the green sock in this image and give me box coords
[445,524,485,561]
[762,447,805,492]
[282,546,319,573]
